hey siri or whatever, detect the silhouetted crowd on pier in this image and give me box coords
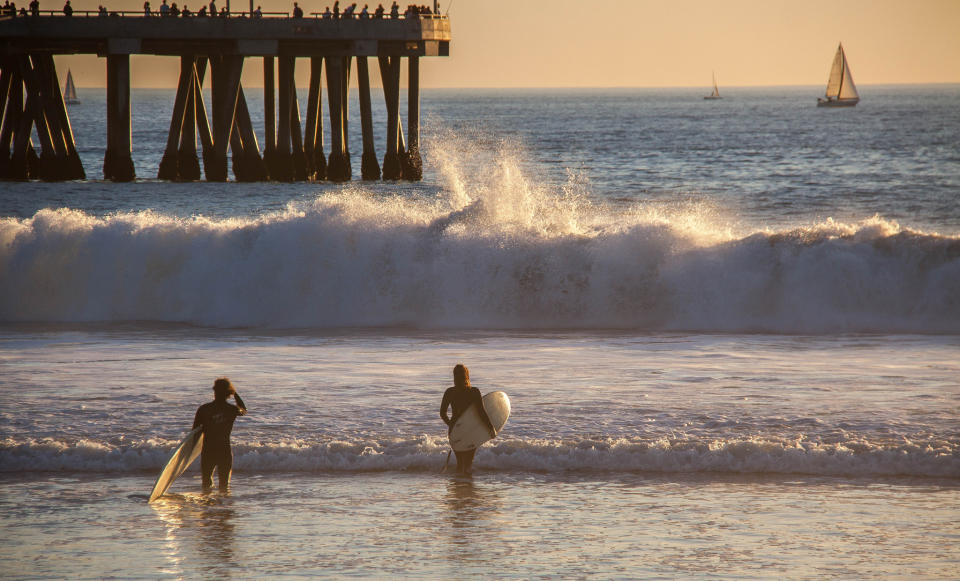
[313,2,438,19]
[3,0,74,15]
[2,0,30,16]
[1,0,439,17]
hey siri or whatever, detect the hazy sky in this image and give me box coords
[58,0,960,89]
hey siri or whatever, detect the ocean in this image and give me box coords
[1,84,959,579]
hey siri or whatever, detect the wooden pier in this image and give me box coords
[0,11,450,181]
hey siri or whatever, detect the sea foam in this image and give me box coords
[2,435,956,478]
[2,150,958,333]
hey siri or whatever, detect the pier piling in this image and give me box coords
[262,56,277,180]
[104,54,135,182]
[288,74,308,181]
[208,55,243,182]
[193,59,217,182]
[379,55,402,180]
[274,55,295,182]
[0,65,12,178]
[357,56,380,181]
[234,85,268,181]
[325,56,351,182]
[304,56,327,181]
[158,56,193,180]
[403,56,422,180]
[178,58,202,181]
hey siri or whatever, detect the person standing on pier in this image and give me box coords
[292,1,302,17]
[62,0,71,16]
[143,0,150,14]
[159,0,169,15]
[207,0,214,15]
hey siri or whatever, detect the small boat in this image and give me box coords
[817,43,859,107]
[703,72,721,100]
[64,69,80,105]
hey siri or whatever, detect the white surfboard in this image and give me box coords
[148,427,204,502]
[449,391,511,452]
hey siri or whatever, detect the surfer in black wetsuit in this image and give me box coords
[440,364,496,475]
[193,377,247,491]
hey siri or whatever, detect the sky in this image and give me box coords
[56,0,960,89]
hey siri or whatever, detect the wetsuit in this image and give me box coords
[193,396,246,489]
[440,386,494,474]
[440,385,485,430]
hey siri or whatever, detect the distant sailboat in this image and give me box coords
[817,43,859,107]
[64,69,80,105]
[704,72,721,100]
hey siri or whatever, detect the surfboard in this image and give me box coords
[148,427,204,502]
[449,391,510,452]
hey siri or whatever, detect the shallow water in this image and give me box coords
[2,472,958,579]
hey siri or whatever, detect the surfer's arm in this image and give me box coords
[234,393,247,416]
[440,391,453,427]
[192,407,202,430]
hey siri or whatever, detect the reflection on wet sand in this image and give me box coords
[151,492,238,578]
[443,477,505,567]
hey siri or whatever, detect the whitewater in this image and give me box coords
[3,177,958,332]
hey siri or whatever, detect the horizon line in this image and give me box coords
[72,81,960,90]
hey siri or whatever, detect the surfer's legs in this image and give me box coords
[454,449,477,475]
[218,451,233,491]
[201,452,216,489]
[201,448,232,490]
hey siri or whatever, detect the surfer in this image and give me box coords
[440,364,496,475]
[193,378,247,491]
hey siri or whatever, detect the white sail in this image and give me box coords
[824,46,844,98]
[704,71,721,99]
[64,70,80,104]
[837,48,859,100]
[819,43,858,106]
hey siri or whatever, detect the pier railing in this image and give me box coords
[3,10,446,18]
[0,12,451,50]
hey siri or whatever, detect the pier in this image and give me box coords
[0,10,450,181]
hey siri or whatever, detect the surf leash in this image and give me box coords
[440,450,451,473]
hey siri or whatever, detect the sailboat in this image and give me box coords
[63,69,80,105]
[703,72,721,100]
[817,43,859,107]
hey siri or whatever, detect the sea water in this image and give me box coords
[1,86,959,579]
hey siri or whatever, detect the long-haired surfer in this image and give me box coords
[193,377,247,491]
[440,364,496,475]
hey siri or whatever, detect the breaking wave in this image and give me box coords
[2,148,959,333]
[2,434,956,479]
